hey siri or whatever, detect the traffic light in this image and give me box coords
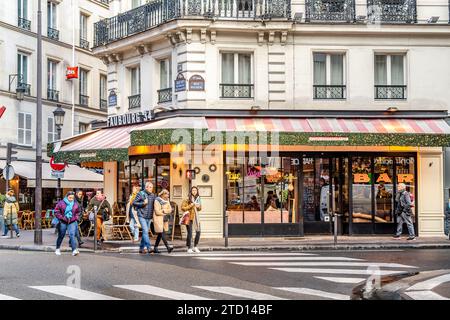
[6,143,18,164]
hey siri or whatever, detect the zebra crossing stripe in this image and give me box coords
[314,277,366,284]
[404,291,449,300]
[193,286,286,300]
[115,285,211,300]
[275,287,349,300]
[269,268,405,275]
[230,262,416,268]
[169,252,316,257]
[29,286,121,300]
[197,257,364,261]
[0,294,20,300]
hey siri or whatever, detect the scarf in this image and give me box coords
[191,195,201,206]
[129,192,138,205]
[63,197,74,220]
[6,196,16,203]
[156,197,169,205]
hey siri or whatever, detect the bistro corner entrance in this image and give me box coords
[225,152,417,237]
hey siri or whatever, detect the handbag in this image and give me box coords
[89,200,106,222]
[180,211,190,225]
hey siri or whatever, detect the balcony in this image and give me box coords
[47,27,60,41]
[79,94,89,106]
[128,94,141,109]
[305,0,355,22]
[220,84,254,98]
[367,0,417,23]
[313,85,346,99]
[80,38,90,50]
[18,17,31,30]
[100,99,107,110]
[374,85,406,99]
[158,88,172,103]
[18,82,31,96]
[47,89,59,101]
[94,0,291,47]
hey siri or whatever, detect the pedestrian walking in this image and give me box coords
[132,182,156,255]
[74,189,85,247]
[126,185,141,242]
[153,189,174,254]
[54,191,80,256]
[2,190,20,238]
[86,189,112,247]
[393,183,416,240]
[181,186,202,254]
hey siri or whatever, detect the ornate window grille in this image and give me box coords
[305,0,355,22]
[158,88,173,103]
[18,17,31,30]
[367,0,417,23]
[80,38,90,50]
[79,94,89,106]
[47,27,59,41]
[128,94,141,109]
[313,85,346,99]
[220,84,254,98]
[374,85,407,99]
[47,89,59,101]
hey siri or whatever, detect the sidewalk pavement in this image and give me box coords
[1,229,450,253]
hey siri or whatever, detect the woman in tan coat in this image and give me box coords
[153,189,173,254]
[2,190,20,238]
[181,186,202,253]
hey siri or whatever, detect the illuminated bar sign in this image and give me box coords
[107,110,154,127]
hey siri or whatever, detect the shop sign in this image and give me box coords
[309,137,349,142]
[189,75,205,91]
[107,110,154,127]
[66,67,79,79]
[376,173,392,183]
[79,152,97,159]
[175,73,186,92]
[227,172,241,182]
[247,166,261,178]
[398,174,414,183]
[353,173,371,183]
[108,90,117,107]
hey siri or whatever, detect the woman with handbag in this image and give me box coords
[86,189,112,247]
[153,189,174,254]
[126,185,141,242]
[54,191,80,256]
[2,190,20,238]
[181,186,202,254]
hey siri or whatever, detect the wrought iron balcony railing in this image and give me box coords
[220,83,254,98]
[47,89,59,101]
[18,17,31,30]
[158,88,172,103]
[47,27,60,40]
[375,85,406,99]
[79,94,89,106]
[18,82,31,96]
[80,38,90,50]
[367,0,417,23]
[305,0,355,22]
[313,85,346,99]
[94,0,291,47]
[128,94,141,109]
[100,99,107,110]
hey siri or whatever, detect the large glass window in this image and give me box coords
[18,112,32,146]
[130,159,143,189]
[352,157,372,223]
[47,59,57,90]
[118,161,130,210]
[374,157,394,223]
[47,117,56,143]
[375,54,405,85]
[17,52,28,85]
[130,66,141,95]
[396,156,416,221]
[159,59,172,90]
[221,52,252,84]
[47,1,57,29]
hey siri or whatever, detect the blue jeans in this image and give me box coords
[138,217,152,251]
[56,221,78,251]
[3,224,20,236]
[129,216,140,241]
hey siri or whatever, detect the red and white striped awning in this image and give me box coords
[206,118,450,134]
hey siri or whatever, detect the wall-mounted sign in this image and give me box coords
[107,110,154,127]
[175,73,186,92]
[108,90,117,107]
[309,137,349,142]
[189,74,205,91]
[80,152,97,159]
[66,67,79,79]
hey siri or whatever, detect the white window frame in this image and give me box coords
[129,66,141,95]
[18,112,32,146]
[79,122,89,134]
[47,117,56,143]
[159,59,172,90]
[80,13,88,41]
[17,52,29,85]
[100,74,107,100]
[47,1,57,29]
[79,68,88,96]
[220,52,254,85]
[312,52,346,99]
[47,59,58,90]
[18,0,28,19]
[374,53,406,86]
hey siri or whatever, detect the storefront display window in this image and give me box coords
[375,157,394,223]
[352,157,372,223]
[118,161,130,209]
[396,156,416,222]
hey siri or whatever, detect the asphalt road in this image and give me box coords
[1,249,450,300]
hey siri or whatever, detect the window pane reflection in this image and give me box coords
[352,157,372,223]
[375,157,394,223]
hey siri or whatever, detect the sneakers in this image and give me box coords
[72,249,80,256]
[1,235,8,239]
[407,236,416,241]
[55,249,61,256]
[16,233,20,238]
[153,248,161,254]
[187,248,194,254]
[167,246,174,254]
[193,247,201,253]
[392,235,401,240]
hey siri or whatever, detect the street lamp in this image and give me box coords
[53,105,65,201]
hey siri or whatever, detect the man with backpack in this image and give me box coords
[133,182,156,255]
[393,183,416,240]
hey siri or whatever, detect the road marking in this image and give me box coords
[0,294,20,300]
[196,257,364,261]
[269,268,405,275]
[193,286,286,300]
[29,286,121,300]
[169,252,316,257]
[314,277,366,284]
[407,274,450,291]
[275,287,349,300]
[405,290,449,300]
[230,262,416,268]
[115,285,211,300]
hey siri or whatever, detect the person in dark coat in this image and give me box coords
[74,189,86,246]
[54,191,80,256]
[133,182,157,255]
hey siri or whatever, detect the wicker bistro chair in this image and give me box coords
[22,211,34,230]
[109,215,132,240]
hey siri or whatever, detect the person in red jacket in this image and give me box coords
[54,191,80,256]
